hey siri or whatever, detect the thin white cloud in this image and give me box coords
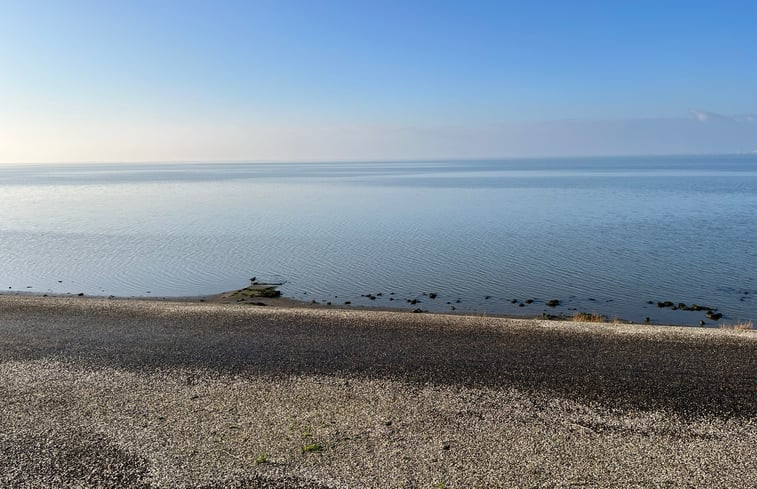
[691,110,757,124]
[691,110,716,122]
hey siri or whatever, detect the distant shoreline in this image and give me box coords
[0,288,679,328]
[0,285,748,329]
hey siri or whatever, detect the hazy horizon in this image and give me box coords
[3,148,757,167]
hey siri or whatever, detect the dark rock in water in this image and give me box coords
[546,299,560,307]
[455,299,461,303]
[706,311,723,320]
[446,301,451,304]
[484,295,491,300]
[311,300,317,304]
[389,297,394,301]
[647,300,654,304]
[588,298,596,301]
[250,277,256,282]
[77,293,84,296]
[326,301,332,305]
[450,306,456,310]
[429,293,437,299]
[657,301,674,308]
[518,303,525,307]
[409,299,419,305]
[541,312,561,320]
[344,301,351,305]
[511,299,518,304]
[699,320,706,326]
[412,308,423,313]
[376,292,382,296]
[525,299,534,304]
[678,303,688,310]
[671,306,678,311]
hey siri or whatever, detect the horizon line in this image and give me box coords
[3,151,757,166]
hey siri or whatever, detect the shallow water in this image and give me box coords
[1,155,755,326]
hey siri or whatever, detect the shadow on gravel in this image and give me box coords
[0,428,151,488]
[0,427,333,488]
[2,302,756,418]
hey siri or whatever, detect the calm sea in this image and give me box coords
[1,155,755,326]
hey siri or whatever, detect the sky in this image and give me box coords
[1,0,756,163]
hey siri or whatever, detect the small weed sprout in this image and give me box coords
[302,443,322,453]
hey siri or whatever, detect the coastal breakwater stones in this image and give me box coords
[655,301,723,321]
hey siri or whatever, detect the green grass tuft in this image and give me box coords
[301,443,322,453]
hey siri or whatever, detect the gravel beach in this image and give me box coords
[0,295,755,488]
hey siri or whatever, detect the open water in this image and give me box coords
[1,155,755,326]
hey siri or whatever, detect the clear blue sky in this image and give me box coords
[2,0,756,162]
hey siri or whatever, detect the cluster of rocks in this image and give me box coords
[360,292,384,300]
[305,287,735,327]
[335,291,567,314]
[653,300,723,321]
